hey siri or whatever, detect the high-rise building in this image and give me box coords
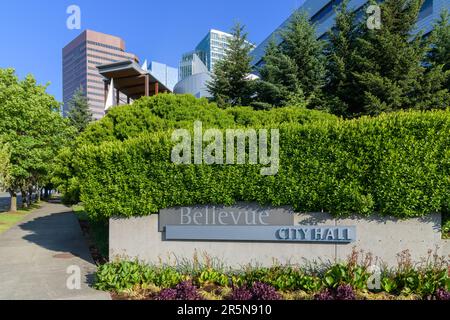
[251,0,449,67]
[63,30,139,120]
[179,29,234,81]
[175,29,255,98]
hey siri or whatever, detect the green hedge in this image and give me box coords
[62,95,450,220]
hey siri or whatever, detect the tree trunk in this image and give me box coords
[27,186,33,206]
[37,187,41,202]
[9,190,17,213]
[20,189,28,209]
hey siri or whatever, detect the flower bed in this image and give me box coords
[94,249,449,301]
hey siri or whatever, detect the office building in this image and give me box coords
[175,29,255,98]
[175,29,239,98]
[179,29,234,81]
[251,0,449,67]
[63,30,139,120]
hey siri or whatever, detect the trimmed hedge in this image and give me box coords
[65,95,450,220]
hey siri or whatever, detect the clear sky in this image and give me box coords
[0,0,306,102]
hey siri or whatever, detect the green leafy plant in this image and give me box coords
[197,268,229,287]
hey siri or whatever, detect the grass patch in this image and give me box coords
[73,204,109,259]
[0,204,39,234]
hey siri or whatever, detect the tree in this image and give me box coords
[253,39,304,109]
[0,68,75,211]
[67,87,92,133]
[414,11,450,111]
[279,11,326,103]
[207,23,255,107]
[0,142,13,211]
[324,0,362,116]
[351,0,430,115]
[429,9,450,72]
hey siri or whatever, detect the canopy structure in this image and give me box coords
[97,60,171,110]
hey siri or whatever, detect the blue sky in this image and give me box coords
[0,0,306,102]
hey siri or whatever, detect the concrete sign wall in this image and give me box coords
[110,203,449,268]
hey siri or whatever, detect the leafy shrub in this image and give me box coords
[197,268,230,287]
[94,258,449,300]
[94,261,148,291]
[94,261,184,292]
[237,266,321,292]
[65,95,450,220]
[156,281,202,300]
[323,263,370,290]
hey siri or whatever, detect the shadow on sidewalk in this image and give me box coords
[18,209,95,265]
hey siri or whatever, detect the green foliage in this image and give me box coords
[428,9,450,73]
[94,258,449,300]
[0,141,12,191]
[197,269,229,287]
[323,264,370,290]
[94,261,185,291]
[255,11,326,108]
[65,94,450,220]
[207,23,255,107]
[279,11,326,102]
[324,0,362,116]
[0,68,75,209]
[236,267,322,292]
[66,87,93,133]
[254,39,305,108]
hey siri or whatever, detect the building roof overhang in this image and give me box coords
[97,60,171,99]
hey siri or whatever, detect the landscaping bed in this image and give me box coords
[93,249,450,301]
[73,205,108,265]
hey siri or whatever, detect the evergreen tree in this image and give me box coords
[429,9,450,72]
[352,0,428,115]
[207,23,255,107]
[415,9,450,110]
[279,11,326,102]
[324,0,362,116]
[67,87,92,132]
[253,39,304,109]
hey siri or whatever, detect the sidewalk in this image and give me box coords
[0,201,110,300]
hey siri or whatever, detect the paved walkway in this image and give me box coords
[0,201,110,300]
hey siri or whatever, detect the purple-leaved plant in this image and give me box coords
[156,281,202,300]
[230,286,253,300]
[435,288,450,300]
[251,282,281,300]
[314,285,355,300]
[230,282,281,300]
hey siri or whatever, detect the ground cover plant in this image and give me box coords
[94,249,450,300]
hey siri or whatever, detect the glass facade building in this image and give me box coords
[251,0,450,67]
[179,29,233,81]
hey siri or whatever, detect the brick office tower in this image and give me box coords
[63,30,139,120]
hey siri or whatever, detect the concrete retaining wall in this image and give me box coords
[110,208,449,268]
